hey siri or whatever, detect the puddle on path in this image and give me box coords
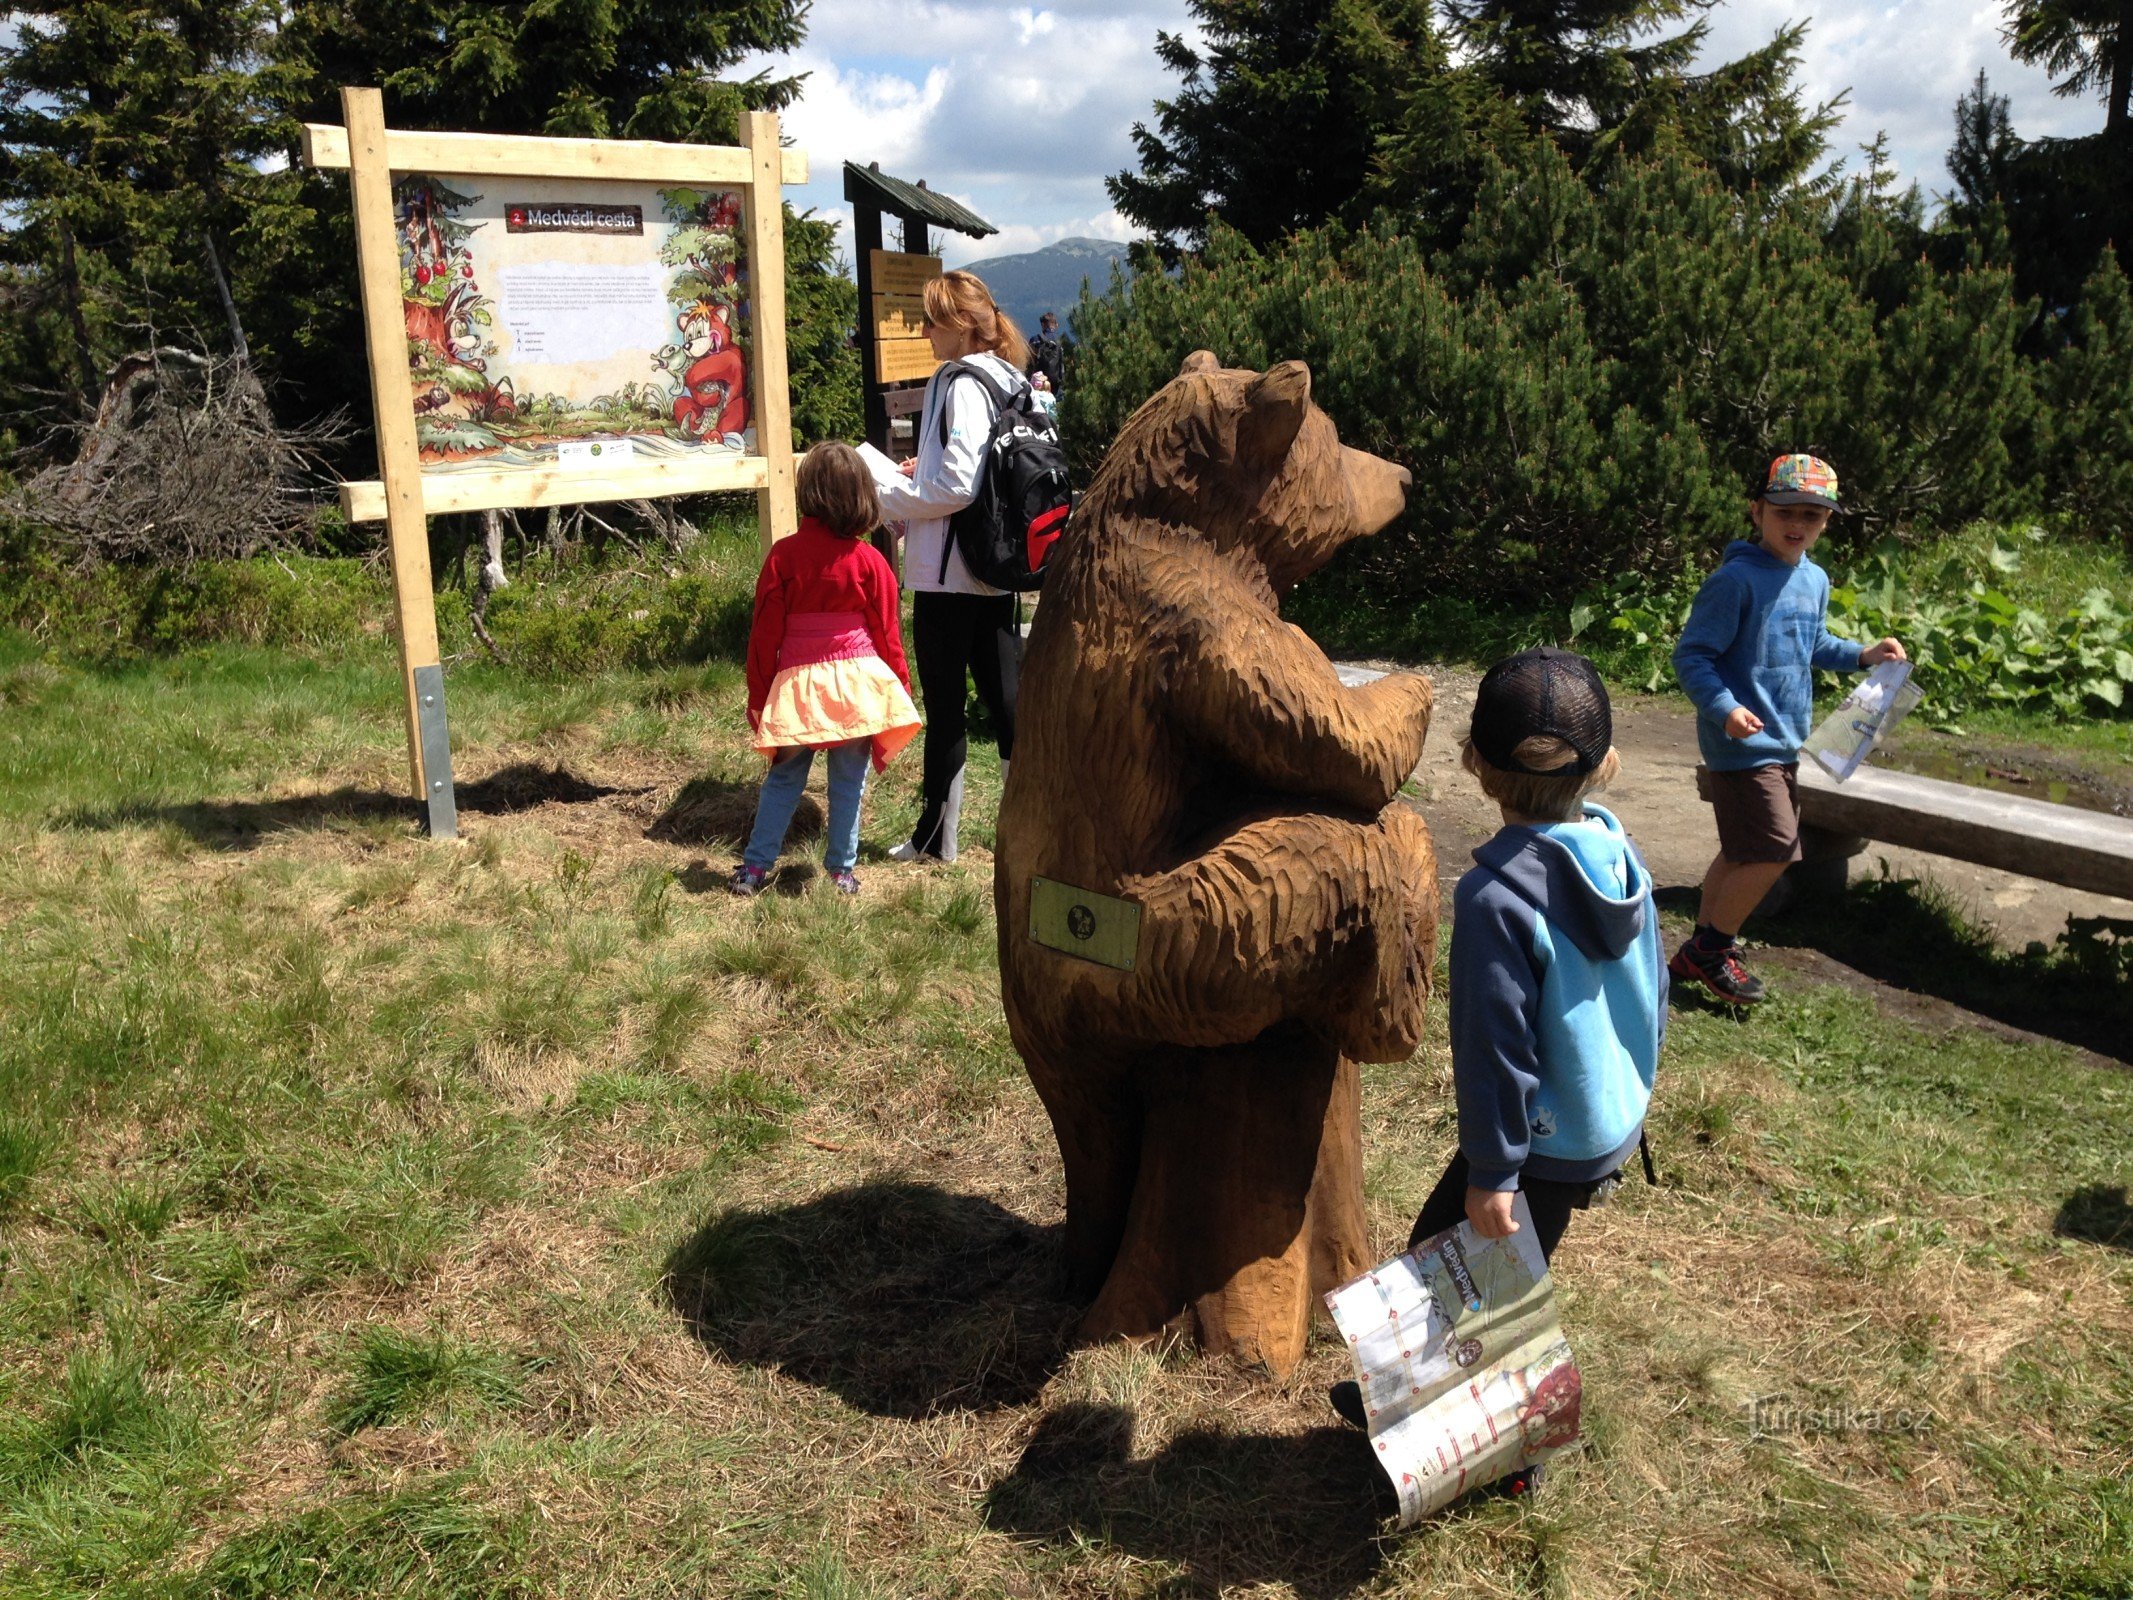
[1873,738,2132,818]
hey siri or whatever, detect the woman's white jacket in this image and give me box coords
[877,351,1027,596]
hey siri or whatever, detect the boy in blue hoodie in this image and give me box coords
[1331,648,1665,1495]
[1670,455,1905,1004]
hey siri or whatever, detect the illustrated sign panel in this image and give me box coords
[397,174,756,472]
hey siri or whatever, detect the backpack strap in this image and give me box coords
[932,359,1020,584]
[933,358,1017,449]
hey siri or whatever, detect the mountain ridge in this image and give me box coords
[951,235,1130,342]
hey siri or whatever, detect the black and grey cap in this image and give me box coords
[1468,647,1612,777]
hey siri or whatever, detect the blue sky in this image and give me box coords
[740,0,2109,269]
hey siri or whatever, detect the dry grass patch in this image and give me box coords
[2,644,2128,1598]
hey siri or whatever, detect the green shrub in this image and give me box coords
[1065,143,2050,606]
[0,516,763,676]
[1565,526,2133,721]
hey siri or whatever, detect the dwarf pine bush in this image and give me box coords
[1063,143,2125,610]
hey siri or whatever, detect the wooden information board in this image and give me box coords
[302,88,806,837]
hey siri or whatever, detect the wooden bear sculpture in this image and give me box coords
[995,352,1439,1375]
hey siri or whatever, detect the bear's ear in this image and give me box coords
[1178,349,1219,376]
[1236,360,1311,467]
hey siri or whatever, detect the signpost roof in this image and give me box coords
[842,161,996,239]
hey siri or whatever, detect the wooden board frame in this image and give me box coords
[306,89,805,825]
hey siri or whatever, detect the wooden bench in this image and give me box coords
[1788,761,2133,902]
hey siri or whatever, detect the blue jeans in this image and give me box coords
[743,741,870,872]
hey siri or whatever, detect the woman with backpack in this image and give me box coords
[878,269,1032,864]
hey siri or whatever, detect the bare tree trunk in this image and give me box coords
[469,508,511,666]
[201,234,254,369]
[479,507,509,593]
[56,223,99,407]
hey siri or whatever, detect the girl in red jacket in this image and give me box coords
[734,444,922,896]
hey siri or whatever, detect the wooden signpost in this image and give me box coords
[303,88,805,837]
[869,248,942,387]
[843,163,996,454]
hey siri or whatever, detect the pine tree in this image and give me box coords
[0,1,304,426]
[1106,0,1444,255]
[1447,0,1840,193]
[2042,250,2133,541]
[2003,0,2132,135]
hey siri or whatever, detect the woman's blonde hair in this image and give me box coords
[923,270,1030,369]
[1461,735,1620,822]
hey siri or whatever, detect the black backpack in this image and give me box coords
[933,360,1073,592]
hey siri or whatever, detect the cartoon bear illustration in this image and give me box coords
[670,298,747,441]
[995,352,1439,1376]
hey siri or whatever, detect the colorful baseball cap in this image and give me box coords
[1759,453,1841,509]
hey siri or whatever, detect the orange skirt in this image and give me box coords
[754,655,922,772]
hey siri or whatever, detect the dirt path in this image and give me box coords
[1352,663,2133,952]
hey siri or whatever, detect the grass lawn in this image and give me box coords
[1,622,2130,1599]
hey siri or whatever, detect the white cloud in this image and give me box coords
[740,0,1188,269]
[756,0,2110,274]
[1696,0,2106,198]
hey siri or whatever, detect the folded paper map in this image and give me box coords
[1324,1193,1582,1524]
[1803,660,1922,783]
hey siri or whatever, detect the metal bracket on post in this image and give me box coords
[412,663,458,840]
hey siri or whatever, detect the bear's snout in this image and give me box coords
[1344,446,1411,537]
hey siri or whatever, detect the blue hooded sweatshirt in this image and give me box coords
[1451,804,1665,1192]
[1672,539,1866,772]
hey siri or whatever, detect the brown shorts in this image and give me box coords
[1702,762,1802,865]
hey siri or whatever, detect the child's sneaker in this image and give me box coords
[1669,938,1767,1004]
[827,868,861,896]
[729,863,771,897]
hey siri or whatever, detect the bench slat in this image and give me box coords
[1798,762,2133,901]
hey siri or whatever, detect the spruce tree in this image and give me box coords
[1445,0,1840,193]
[275,0,807,143]
[1106,0,1444,254]
[0,2,304,426]
[2003,0,2132,135]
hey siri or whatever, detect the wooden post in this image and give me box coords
[853,202,886,452]
[342,86,453,831]
[739,110,796,549]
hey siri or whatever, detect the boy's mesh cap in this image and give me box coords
[1760,453,1840,509]
[1469,647,1613,777]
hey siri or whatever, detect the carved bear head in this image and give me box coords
[1081,351,1410,593]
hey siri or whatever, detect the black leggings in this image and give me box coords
[911,589,1017,838]
[1406,1150,1614,1266]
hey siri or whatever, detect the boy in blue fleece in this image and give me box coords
[1331,648,1664,1496]
[1670,454,1905,1004]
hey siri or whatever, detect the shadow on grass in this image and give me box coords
[52,761,634,849]
[1739,871,2133,1065]
[646,774,821,852]
[662,1181,1078,1418]
[983,1401,1392,1599]
[2055,1185,2133,1252]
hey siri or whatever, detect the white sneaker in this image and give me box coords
[892,768,963,863]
